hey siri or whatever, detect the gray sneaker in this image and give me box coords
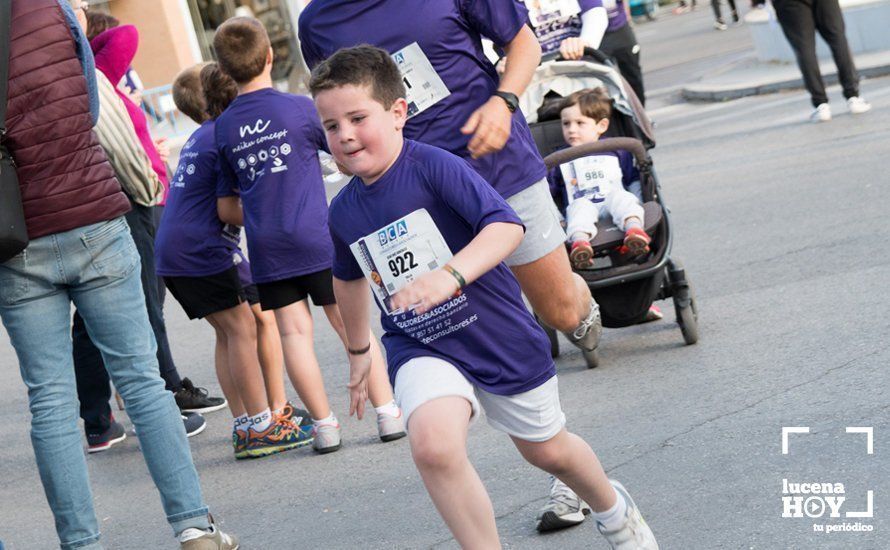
[313,419,342,454]
[597,480,659,550]
[536,476,592,532]
[377,410,407,442]
[179,523,239,550]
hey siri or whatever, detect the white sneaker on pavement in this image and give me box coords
[377,410,407,442]
[597,480,659,550]
[313,420,342,454]
[847,96,872,114]
[811,103,832,123]
[536,476,592,532]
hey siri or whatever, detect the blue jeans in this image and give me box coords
[0,218,210,549]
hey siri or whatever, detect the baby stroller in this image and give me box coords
[520,48,699,368]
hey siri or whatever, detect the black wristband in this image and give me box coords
[493,91,519,113]
[348,343,371,355]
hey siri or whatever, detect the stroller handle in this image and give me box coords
[543,137,649,170]
[540,47,613,66]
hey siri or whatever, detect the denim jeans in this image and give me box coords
[0,218,210,549]
[73,203,183,434]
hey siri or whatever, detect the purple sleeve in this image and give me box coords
[299,97,330,154]
[580,0,605,11]
[423,149,523,234]
[215,126,239,197]
[618,150,639,190]
[460,0,529,47]
[329,211,364,281]
[297,12,323,70]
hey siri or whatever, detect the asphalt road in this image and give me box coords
[2,10,889,550]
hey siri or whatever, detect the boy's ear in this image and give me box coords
[598,118,610,133]
[391,98,409,130]
[266,47,274,67]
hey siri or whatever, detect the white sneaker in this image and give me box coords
[377,410,407,442]
[847,96,872,114]
[713,20,728,30]
[536,476,592,532]
[179,523,239,549]
[597,480,659,550]
[313,419,342,454]
[810,103,832,123]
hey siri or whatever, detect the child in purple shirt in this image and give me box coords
[213,17,405,453]
[310,45,658,549]
[158,63,313,459]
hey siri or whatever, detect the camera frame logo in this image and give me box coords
[781,426,875,534]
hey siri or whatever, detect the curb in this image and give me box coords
[681,61,890,102]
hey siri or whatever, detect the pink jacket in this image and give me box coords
[91,25,169,204]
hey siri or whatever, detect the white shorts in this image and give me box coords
[394,356,566,442]
[505,178,567,267]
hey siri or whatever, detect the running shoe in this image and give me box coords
[597,480,659,550]
[714,19,728,30]
[377,410,407,442]
[644,304,664,322]
[232,428,249,459]
[847,96,872,115]
[313,419,342,454]
[275,401,315,441]
[179,521,239,550]
[623,227,651,256]
[243,418,312,459]
[811,103,832,123]
[86,419,127,454]
[570,239,594,269]
[182,412,207,438]
[536,476,592,532]
[174,378,227,414]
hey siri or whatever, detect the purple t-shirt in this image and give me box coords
[527,0,604,54]
[547,148,639,208]
[606,0,629,31]
[155,121,239,277]
[329,140,556,396]
[299,0,547,201]
[215,89,333,284]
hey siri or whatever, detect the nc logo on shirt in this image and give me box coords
[239,118,271,138]
[378,220,408,246]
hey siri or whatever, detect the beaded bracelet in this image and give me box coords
[443,264,466,289]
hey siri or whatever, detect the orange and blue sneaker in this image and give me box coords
[275,401,315,443]
[244,418,312,459]
[232,428,249,460]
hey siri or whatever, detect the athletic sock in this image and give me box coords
[374,400,400,417]
[312,411,339,427]
[248,409,273,433]
[233,414,249,433]
[590,488,628,532]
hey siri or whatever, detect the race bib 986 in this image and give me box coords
[560,155,623,204]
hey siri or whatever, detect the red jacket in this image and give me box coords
[4,0,129,239]
[91,25,170,205]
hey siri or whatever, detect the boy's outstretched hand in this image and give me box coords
[347,352,371,419]
[461,96,513,159]
[391,269,461,315]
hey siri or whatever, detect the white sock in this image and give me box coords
[374,400,400,417]
[624,218,643,231]
[233,414,249,433]
[570,231,591,242]
[590,488,627,532]
[248,409,272,433]
[312,411,338,427]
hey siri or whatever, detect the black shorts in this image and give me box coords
[164,266,246,319]
[256,268,336,311]
[243,283,260,306]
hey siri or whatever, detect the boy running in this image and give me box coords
[158,63,312,458]
[212,18,405,453]
[310,45,658,550]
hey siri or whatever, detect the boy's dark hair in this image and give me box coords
[86,11,119,42]
[213,17,271,85]
[201,63,238,120]
[560,88,612,122]
[308,45,406,108]
[172,64,209,124]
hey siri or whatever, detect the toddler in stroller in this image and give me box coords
[548,87,651,271]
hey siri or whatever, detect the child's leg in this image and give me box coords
[249,303,288,412]
[565,199,601,242]
[205,304,269,416]
[410,397,499,548]
[273,299,332,420]
[321,303,394,407]
[204,319,245,417]
[606,190,644,232]
[512,429,616,512]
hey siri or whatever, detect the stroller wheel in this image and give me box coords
[582,347,600,369]
[677,298,699,345]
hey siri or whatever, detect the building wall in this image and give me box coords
[108,0,201,88]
